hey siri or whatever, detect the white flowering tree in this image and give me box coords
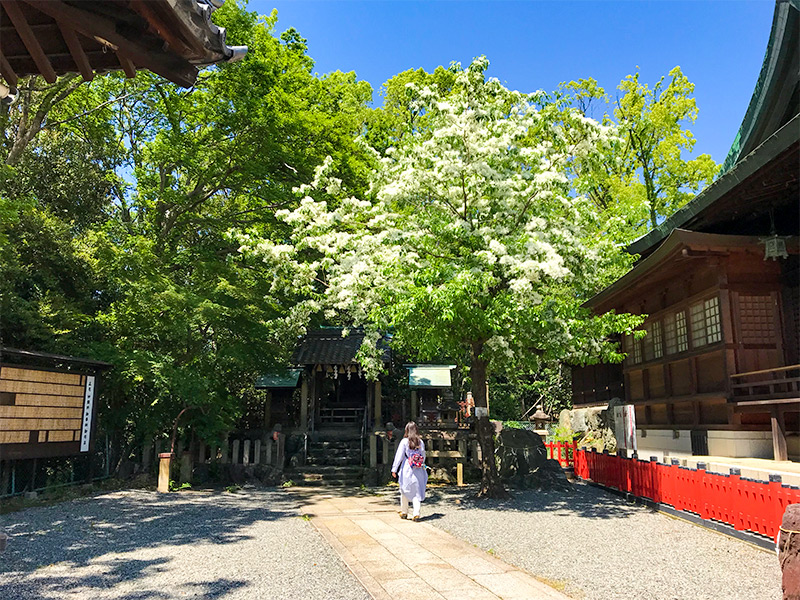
[239,58,642,497]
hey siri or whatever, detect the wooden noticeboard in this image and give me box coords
[0,365,99,460]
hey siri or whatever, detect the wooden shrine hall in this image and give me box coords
[572,0,799,462]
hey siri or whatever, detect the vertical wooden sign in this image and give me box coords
[80,375,96,452]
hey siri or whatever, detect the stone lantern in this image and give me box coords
[531,407,551,431]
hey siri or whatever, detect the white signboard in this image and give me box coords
[613,404,637,452]
[80,375,96,452]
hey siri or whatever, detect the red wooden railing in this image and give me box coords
[573,448,800,539]
[545,441,577,468]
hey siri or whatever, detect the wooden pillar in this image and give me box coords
[411,390,418,421]
[253,440,261,465]
[264,391,272,430]
[243,440,251,465]
[157,453,172,493]
[300,373,309,432]
[381,436,389,466]
[457,463,464,486]
[771,407,788,462]
[374,380,382,429]
[232,440,240,465]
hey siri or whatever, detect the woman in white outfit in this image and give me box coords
[391,421,428,521]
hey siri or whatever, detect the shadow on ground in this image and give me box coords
[424,480,643,520]
[0,488,301,599]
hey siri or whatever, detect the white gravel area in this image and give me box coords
[0,487,369,600]
[423,482,781,600]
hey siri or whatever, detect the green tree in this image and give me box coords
[0,2,377,466]
[246,58,642,497]
[566,67,718,242]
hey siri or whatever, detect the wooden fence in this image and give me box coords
[545,441,577,468]
[574,447,800,540]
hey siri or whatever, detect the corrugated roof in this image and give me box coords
[406,365,455,388]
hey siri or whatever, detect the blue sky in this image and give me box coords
[249,1,775,166]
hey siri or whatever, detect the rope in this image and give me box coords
[778,527,799,569]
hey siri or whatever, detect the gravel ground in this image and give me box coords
[423,481,781,600]
[0,487,369,600]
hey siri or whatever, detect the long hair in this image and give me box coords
[404,421,420,450]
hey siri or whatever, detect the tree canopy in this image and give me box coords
[242,58,643,495]
[0,3,715,478]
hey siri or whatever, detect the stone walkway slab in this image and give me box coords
[287,488,568,600]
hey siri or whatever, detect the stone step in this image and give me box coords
[292,479,364,487]
[292,465,364,476]
[307,445,360,456]
[309,440,361,450]
[307,456,362,467]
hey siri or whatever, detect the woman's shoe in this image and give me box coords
[412,515,420,522]
[399,512,407,519]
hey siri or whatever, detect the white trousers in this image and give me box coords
[400,492,421,517]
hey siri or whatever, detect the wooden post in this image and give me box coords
[243,440,251,465]
[300,374,309,432]
[197,443,206,464]
[457,462,464,486]
[771,407,788,461]
[232,440,240,465]
[264,391,272,430]
[411,390,418,421]
[374,380,382,429]
[369,434,377,468]
[253,440,261,465]
[221,439,229,464]
[381,435,389,466]
[157,453,172,493]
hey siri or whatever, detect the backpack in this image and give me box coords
[408,451,425,469]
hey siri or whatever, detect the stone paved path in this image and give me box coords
[288,488,568,600]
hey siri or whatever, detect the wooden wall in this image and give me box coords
[0,365,94,459]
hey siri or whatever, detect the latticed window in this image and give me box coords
[704,297,722,344]
[675,310,688,352]
[664,313,677,354]
[633,334,642,363]
[690,302,707,347]
[652,320,663,359]
[690,296,723,348]
[739,295,776,344]
[643,324,654,361]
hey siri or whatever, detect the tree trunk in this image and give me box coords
[471,344,508,499]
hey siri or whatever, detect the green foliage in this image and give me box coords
[564,68,719,242]
[169,480,192,492]
[0,2,376,467]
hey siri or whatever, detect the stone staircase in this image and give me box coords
[288,432,365,487]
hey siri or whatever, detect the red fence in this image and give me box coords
[545,441,577,468]
[573,448,800,540]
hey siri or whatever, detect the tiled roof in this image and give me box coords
[291,328,390,366]
[0,0,247,88]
